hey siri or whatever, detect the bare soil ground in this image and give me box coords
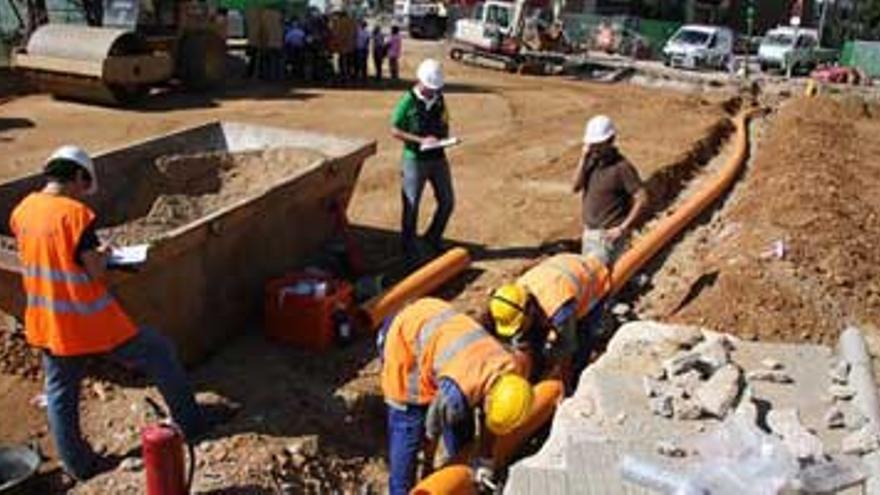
[0,39,732,493]
[635,96,880,346]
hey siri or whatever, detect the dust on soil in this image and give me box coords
[636,96,880,346]
[102,147,324,244]
[0,39,733,493]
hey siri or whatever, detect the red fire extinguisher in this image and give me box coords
[142,422,195,495]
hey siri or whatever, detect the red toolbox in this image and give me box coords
[264,272,353,351]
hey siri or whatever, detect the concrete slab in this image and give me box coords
[505,321,876,495]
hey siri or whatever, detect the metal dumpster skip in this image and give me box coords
[0,122,376,364]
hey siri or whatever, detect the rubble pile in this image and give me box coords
[505,321,880,495]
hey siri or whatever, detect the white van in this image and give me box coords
[663,24,734,71]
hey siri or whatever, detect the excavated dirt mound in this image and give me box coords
[102,147,324,245]
[638,96,880,345]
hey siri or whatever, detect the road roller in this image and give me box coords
[11,0,227,105]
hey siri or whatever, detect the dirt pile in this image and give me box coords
[638,96,880,345]
[103,147,324,245]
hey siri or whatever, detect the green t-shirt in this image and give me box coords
[391,90,450,161]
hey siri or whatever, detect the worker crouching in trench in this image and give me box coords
[377,297,534,494]
[484,252,611,394]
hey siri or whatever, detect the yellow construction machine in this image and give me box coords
[12,0,227,105]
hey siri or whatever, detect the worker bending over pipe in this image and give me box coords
[377,297,534,494]
[486,252,610,392]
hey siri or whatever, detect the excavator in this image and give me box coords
[449,0,579,74]
[10,0,226,105]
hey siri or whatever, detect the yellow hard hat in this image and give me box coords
[489,284,528,339]
[485,373,533,435]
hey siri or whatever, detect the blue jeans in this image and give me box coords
[401,157,455,255]
[42,327,203,480]
[387,404,428,495]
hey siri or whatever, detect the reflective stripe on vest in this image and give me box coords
[21,265,92,284]
[432,327,486,374]
[406,308,457,404]
[26,293,114,315]
[546,258,588,306]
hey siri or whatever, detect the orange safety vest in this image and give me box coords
[10,192,137,356]
[382,298,517,407]
[517,253,610,320]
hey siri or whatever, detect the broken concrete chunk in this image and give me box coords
[691,336,733,373]
[668,326,705,349]
[842,425,880,456]
[663,351,705,378]
[767,408,826,462]
[656,440,687,458]
[829,385,856,401]
[614,412,628,425]
[825,406,846,429]
[649,395,674,418]
[611,303,631,317]
[642,376,662,398]
[672,396,703,421]
[118,457,143,472]
[648,366,667,381]
[695,364,743,418]
[760,358,784,370]
[829,360,850,385]
[747,369,794,384]
[670,369,703,397]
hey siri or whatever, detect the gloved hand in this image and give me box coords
[472,458,497,492]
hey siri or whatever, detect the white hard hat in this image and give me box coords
[417,58,444,90]
[46,145,98,194]
[584,115,616,145]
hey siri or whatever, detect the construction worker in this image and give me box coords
[391,58,454,262]
[573,115,648,265]
[9,146,204,481]
[378,297,533,494]
[488,252,609,390]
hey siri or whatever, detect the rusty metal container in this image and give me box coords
[0,122,375,364]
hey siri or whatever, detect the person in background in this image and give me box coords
[355,20,371,82]
[371,24,386,81]
[9,146,204,481]
[390,59,454,260]
[284,18,307,79]
[387,25,402,82]
[573,115,647,266]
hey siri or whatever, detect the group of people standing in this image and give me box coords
[282,9,403,85]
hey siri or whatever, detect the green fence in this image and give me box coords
[841,41,880,78]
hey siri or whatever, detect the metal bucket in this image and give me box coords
[0,445,40,494]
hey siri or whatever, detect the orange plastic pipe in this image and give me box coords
[610,111,754,293]
[411,111,756,493]
[360,247,471,330]
[492,379,564,466]
[411,379,564,494]
[410,465,478,495]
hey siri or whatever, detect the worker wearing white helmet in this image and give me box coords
[573,115,648,265]
[9,146,204,480]
[390,58,455,263]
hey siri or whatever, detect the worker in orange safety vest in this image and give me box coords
[9,146,204,481]
[377,297,534,494]
[487,252,609,392]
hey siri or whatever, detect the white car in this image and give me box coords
[663,24,733,71]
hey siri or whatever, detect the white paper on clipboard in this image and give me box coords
[419,137,461,152]
[109,244,149,266]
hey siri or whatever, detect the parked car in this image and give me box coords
[758,26,837,74]
[663,24,734,71]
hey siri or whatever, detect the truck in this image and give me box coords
[393,0,448,39]
[662,24,733,71]
[758,26,837,75]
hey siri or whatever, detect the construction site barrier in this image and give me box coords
[411,109,756,494]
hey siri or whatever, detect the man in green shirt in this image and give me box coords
[390,58,454,260]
